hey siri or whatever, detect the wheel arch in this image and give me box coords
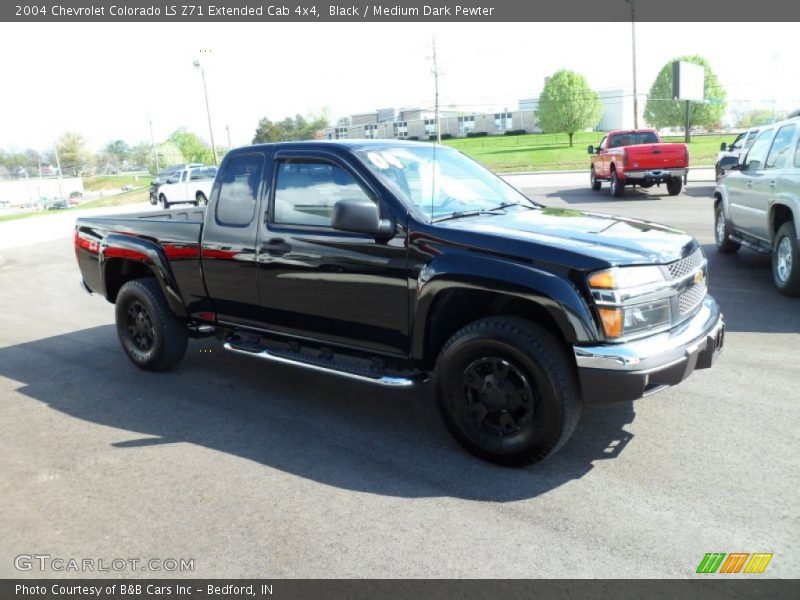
[770,203,796,239]
[410,259,598,369]
[101,233,187,318]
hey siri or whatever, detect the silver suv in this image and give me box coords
[715,115,800,295]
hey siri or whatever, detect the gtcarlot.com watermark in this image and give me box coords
[15,554,194,573]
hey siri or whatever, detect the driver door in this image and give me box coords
[255,151,409,356]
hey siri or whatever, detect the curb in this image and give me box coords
[502,166,715,176]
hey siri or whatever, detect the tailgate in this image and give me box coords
[627,143,688,169]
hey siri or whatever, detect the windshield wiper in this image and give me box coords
[432,209,504,223]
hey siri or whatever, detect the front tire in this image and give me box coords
[590,168,601,191]
[715,203,740,253]
[772,222,800,296]
[610,170,624,197]
[436,317,582,466]
[666,177,683,196]
[197,192,208,205]
[159,194,170,209]
[115,278,188,371]
[149,193,157,206]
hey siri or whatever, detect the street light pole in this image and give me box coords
[627,0,639,129]
[193,59,219,165]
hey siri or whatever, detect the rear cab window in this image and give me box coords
[608,131,659,148]
[215,154,264,227]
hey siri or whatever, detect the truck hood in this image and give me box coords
[436,206,697,265]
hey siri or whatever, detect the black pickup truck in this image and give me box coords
[75,140,724,465]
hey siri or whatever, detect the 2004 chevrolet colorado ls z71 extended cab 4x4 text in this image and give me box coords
[75,140,724,465]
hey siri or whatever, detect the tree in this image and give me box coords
[104,140,130,164]
[151,141,185,173]
[56,131,94,175]
[536,70,602,146]
[252,112,330,143]
[644,55,727,130]
[735,108,785,129]
[168,128,214,164]
[129,142,153,171]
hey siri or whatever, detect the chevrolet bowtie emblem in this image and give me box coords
[694,270,704,285]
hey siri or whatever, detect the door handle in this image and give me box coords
[769,181,777,190]
[747,180,753,188]
[260,238,291,256]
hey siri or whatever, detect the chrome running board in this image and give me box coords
[223,342,426,388]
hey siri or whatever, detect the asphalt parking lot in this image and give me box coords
[0,179,797,578]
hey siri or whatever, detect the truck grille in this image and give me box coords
[678,283,706,315]
[667,248,705,280]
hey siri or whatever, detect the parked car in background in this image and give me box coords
[149,164,205,205]
[589,129,689,197]
[68,191,83,199]
[715,127,760,181]
[156,165,217,208]
[715,115,800,295]
[44,197,68,210]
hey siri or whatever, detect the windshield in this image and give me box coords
[355,145,534,222]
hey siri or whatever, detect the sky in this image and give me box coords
[0,21,797,152]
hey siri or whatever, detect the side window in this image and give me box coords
[181,171,187,183]
[729,133,744,151]
[765,125,796,170]
[598,136,607,150]
[795,136,800,169]
[743,130,775,172]
[215,154,263,227]
[190,169,201,181]
[744,130,759,150]
[273,160,373,228]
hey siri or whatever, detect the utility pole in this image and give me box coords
[147,110,159,171]
[431,36,441,144]
[193,59,219,164]
[53,144,64,199]
[627,0,639,128]
[226,124,231,148]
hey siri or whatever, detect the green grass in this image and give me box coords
[82,173,152,191]
[444,132,728,172]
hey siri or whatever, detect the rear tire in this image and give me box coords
[159,194,170,209]
[666,177,683,196]
[714,203,740,254]
[772,222,800,296]
[610,170,624,197]
[590,168,601,191]
[436,316,582,466]
[115,278,188,371]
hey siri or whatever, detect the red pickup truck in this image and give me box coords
[589,129,689,197]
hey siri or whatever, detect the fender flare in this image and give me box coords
[410,253,599,362]
[100,232,187,318]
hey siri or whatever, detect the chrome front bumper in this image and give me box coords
[574,296,724,403]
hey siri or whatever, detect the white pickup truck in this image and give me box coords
[156,165,217,208]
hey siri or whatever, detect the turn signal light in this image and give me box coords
[588,271,616,289]
[598,307,623,338]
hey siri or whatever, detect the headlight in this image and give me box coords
[597,300,672,339]
[587,266,665,289]
[588,266,672,340]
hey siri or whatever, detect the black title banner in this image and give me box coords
[4,0,800,22]
[3,579,800,600]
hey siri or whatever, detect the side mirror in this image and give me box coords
[720,142,728,151]
[587,145,595,155]
[332,199,394,237]
[719,156,740,172]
